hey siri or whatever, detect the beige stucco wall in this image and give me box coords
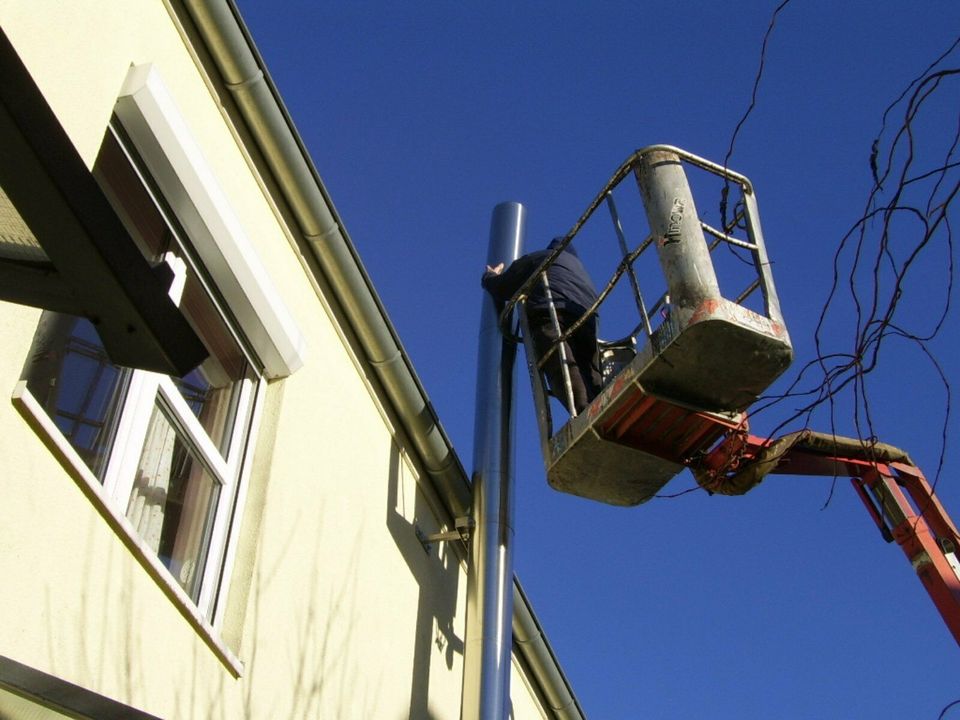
[0,1,549,718]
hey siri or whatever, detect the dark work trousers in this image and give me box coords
[528,310,601,415]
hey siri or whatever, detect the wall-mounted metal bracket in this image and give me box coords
[418,516,474,550]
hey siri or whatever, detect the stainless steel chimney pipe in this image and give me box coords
[462,202,525,720]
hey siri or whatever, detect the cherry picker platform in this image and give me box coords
[503,145,792,506]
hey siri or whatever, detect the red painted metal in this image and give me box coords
[698,429,960,646]
[856,465,960,644]
[597,391,737,463]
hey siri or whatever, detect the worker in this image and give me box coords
[482,237,602,414]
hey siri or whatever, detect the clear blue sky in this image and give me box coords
[236,2,959,717]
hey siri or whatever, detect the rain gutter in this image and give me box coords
[181,1,584,718]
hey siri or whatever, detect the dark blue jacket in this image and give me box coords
[482,238,598,316]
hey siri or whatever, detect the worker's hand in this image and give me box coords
[486,262,504,275]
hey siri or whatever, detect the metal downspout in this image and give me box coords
[185,2,584,717]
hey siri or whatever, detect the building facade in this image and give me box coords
[0,2,582,718]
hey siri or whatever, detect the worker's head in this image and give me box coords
[548,236,578,257]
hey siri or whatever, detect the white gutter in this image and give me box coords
[181,2,584,717]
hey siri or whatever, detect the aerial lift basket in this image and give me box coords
[516,146,792,506]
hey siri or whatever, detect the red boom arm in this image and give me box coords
[695,429,960,645]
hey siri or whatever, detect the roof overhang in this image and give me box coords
[0,28,206,376]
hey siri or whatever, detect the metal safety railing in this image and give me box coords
[499,145,786,436]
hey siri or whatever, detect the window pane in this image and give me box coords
[21,312,129,480]
[126,405,221,601]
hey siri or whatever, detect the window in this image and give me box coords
[20,122,260,610]
[13,64,304,623]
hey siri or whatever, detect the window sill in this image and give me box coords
[11,380,244,678]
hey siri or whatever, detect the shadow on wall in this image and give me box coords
[227,510,382,719]
[61,508,376,718]
[25,444,462,717]
[386,440,465,720]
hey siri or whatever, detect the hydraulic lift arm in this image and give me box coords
[695,429,960,645]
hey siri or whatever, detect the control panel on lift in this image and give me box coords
[501,146,793,506]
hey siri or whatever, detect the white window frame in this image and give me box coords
[110,63,305,619]
[12,376,248,675]
[93,249,259,616]
[13,63,304,641]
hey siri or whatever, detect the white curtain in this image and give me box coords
[126,407,176,554]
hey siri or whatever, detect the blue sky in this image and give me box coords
[236,2,959,717]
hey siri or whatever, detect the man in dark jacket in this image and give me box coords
[482,237,602,414]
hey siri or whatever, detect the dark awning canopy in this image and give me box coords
[0,28,206,376]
